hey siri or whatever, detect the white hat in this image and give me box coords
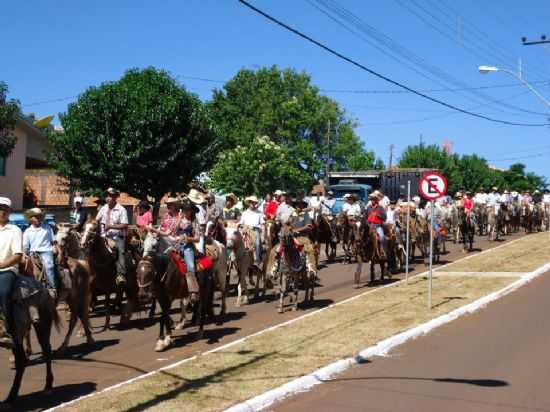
[245,195,259,204]
[73,196,83,205]
[274,190,284,196]
[0,197,12,209]
[343,193,351,199]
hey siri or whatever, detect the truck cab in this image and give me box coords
[329,183,372,214]
[9,212,57,233]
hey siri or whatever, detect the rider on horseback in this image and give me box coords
[70,196,87,233]
[22,208,57,299]
[0,197,23,346]
[366,191,387,258]
[95,188,129,286]
[239,196,264,268]
[288,198,316,276]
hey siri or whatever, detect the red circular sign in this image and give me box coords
[419,171,448,201]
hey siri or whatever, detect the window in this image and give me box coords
[0,157,5,176]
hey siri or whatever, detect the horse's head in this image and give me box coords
[225,226,242,251]
[136,257,155,302]
[81,220,99,249]
[142,233,159,258]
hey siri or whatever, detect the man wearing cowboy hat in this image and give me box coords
[320,190,336,216]
[487,187,500,207]
[223,193,241,221]
[288,198,317,276]
[276,192,294,225]
[23,207,58,298]
[96,188,129,286]
[0,197,23,344]
[473,188,487,206]
[308,188,324,220]
[366,192,387,257]
[239,195,264,267]
[188,188,207,254]
[342,193,362,218]
[70,195,87,233]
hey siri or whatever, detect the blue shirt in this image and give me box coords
[23,223,55,254]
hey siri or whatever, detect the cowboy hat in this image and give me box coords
[188,189,206,204]
[368,192,380,200]
[245,195,259,204]
[274,190,284,196]
[491,186,498,191]
[504,190,509,194]
[226,193,238,202]
[73,196,83,206]
[25,207,44,220]
[106,187,120,196]
[164,196,181,205]
[0,197,12,209]
[343,193,352,199]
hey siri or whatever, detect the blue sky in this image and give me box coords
[3,0,550,179]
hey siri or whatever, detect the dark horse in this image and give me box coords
[314,214,337,264]
[275,228,315,313]
[136,236,213,351]
[351,219,387,287]
[3,277,61,405]
[458,209,475,252]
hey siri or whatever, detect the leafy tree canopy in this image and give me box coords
[49,67,218,202]
[209,65,378,185]
[209,135,310,197]
[0,82,21,157]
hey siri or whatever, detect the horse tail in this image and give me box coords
[50,297,62,333]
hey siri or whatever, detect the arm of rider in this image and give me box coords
[0,253,22,270]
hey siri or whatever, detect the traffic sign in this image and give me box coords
[419,171,448,201]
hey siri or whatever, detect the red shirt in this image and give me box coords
[265,200,279,220]
[464,198,473,210]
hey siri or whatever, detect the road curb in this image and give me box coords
[225,261,550,412]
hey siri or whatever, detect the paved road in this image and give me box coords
[274,270,550,412]
[1,232,525,411]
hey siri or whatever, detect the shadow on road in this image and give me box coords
[323,375,508,387]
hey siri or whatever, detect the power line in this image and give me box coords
[238,0,550,127]
[488,151,550,162]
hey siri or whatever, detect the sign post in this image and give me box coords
[418,171,448,309]
[405,180,411,284]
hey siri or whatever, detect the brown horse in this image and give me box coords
[336,212,353,264]
[55,227,95,352]
[314,214,337,264]
[351,219,387,286]
[81,221,137,331]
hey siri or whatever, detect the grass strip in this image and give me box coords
[439,232,550,273]
[62,274,519,412]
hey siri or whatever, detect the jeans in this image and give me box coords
[0,270,17,335]
[253,227,262,265]
[107,237,126,276]
[374,224,385,249]
[37,251,56,289]
[182,246,196,273]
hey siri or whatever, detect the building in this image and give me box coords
[0,115,50,210]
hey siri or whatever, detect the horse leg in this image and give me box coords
[370,260,376,284]
[148,298,156,318]
[354,260,362,288]
[24,328,32,357]
[278,275,285,314]
[33,319,54,393]
[5,343,26,403]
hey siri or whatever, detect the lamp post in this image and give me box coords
[478,65,550,109]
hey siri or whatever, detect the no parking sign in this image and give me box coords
[419,171,448,201]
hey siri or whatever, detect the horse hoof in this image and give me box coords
[76,329,85,338]
[87,337,96,345]
[164,335,173,347]
[154,339,167,352]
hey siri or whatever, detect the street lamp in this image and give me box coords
[478,64,550,108]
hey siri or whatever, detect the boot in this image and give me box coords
[186,272,199,302]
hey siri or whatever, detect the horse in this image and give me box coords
[351,218,387,286]
[275,227,314,313]
[520,203,532,233]
[137,235,214,351]
[416,214,441,264]
[501,203,512,235]
[458,209,475,252]
[225,224,266,306]
[314,214,337,264]
[510,201,521,233]
[80,220,137,331]
[473,204,488,236]
[386,223,406,274]
[336,212,353,264]
[3,276,61,405]
[487,204,501,241]
[53,227,95,352]
[400,208,417,263]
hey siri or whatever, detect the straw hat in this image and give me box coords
[25,207,44,220]
[188,189,206,204]
[245,195,259,205]
[164,196,181,206]
[368,192,380,200]
[226,193,238,203]
[274,190,284,196]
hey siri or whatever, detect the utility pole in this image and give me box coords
[522,35,550,46]
[326,119,331,179]
[389,144,395,169]
[419,133,424,146]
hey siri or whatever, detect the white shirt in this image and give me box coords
[196,204,207,225]
[0,223,23,274]
[487,193,499,206]
[308,196,323,219]
[276,202,295,224]
[543,194,550,204]
[239,208,264,229]
[473,193,487,205]
[321,198,336,215]
[380,196,390,209]
[96,203,128,239]
[500,193,511,204]
[343,202,362,217]
[386,209,397,225]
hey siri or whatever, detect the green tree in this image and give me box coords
[502,163,547,192]
[0,82,21,157]
[457,154,491,191]
[209,136,309,197]
[49,67,218,203]
[209,66,376,183]
[398,144,462,193]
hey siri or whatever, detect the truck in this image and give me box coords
[329,168,433,202]
[9,213,57,232]
[328,181,372,214]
